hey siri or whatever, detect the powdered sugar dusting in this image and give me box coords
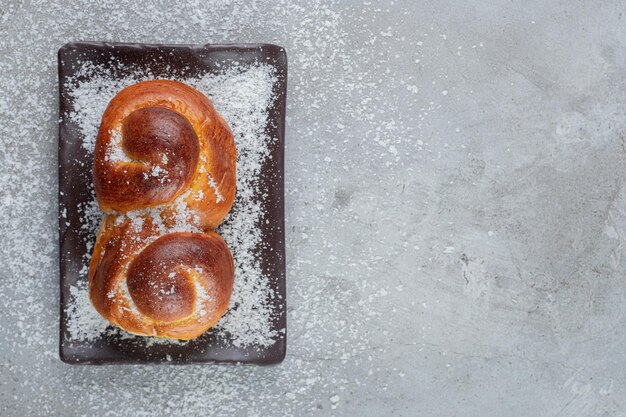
[64,62,280,347]
[105,128,132,162]
[207,174,224,203]
[65,281,109,342]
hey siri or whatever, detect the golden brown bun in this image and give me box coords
[93,80,236,230]
[88,80,236,340]
[89,216,234,340]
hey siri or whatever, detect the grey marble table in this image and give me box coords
[0,0,624,416]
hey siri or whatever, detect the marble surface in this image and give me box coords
[0,1,625,416]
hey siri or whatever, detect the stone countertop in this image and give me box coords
[0,1,624,416]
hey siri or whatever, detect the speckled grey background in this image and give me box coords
[1,1,625,416]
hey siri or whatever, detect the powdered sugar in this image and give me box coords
[150,165,165,177]
[105,128,132,162]
[118,278,142,318]
[64,62,280,347]
[207,174,224,203]
[192,276,213,318]
[64,281,109,342]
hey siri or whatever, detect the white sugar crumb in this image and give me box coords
[65,282,108,342]
[170,191,202,233]
[64,62,280,348]
[130,215,144,231]
[118,279,141,317]
[193,279,212,316]
[150,165,165,177]
[105,128,131,162]
[207,174,224,203]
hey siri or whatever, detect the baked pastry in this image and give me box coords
[93,80,236,229]
[88,80,236,340]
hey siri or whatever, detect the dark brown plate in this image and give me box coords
[58,42,287,365]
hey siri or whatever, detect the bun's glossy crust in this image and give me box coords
[93,80,236,229]
[88,80,236,340]
[89,216,234,340]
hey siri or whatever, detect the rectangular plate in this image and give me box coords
[58,42,287,364]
